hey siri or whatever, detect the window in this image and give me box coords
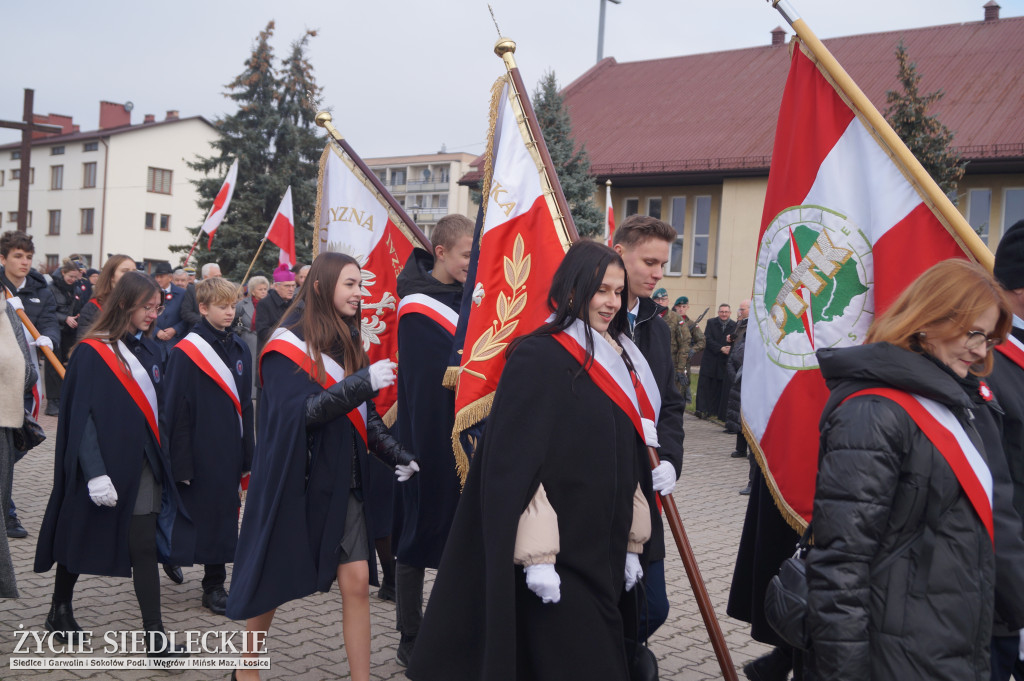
[11,168,34,183]
[647,197,662,220]
[391,170,406,186]
[624,198,639,219]
[48,210,61,236]
[968,188,992,245]
[1004,189,1024,235]
[81,208,94,235]
[144,212,155,230]
[666,197,687,276]
[146,167,172,194]
[83,162,97,188]
[46,254,59,272]
[83,142,98,152]
[10,151,20,160]
[51,165,63,190]
[690,196,711,276]
[160,214,170,231]
[7,211,31,227]
[51,146,65,156]
[439,194,448,209]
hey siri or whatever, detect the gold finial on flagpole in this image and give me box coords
[315,110,344,143]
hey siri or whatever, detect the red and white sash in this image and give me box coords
[261,328,368,445]
[81,338,160,445]
[176,332,243,435]
[397,293,459,336]
[844,387,994,544]
[996,333,1024,371]
[551,318,662,447]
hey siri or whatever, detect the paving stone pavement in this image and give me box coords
[1,410,771,680]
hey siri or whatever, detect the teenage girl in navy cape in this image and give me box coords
[34,271,195,655]
[408,240,657,681]
[229,252,418,681]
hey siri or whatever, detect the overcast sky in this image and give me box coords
[2,0,1020,158]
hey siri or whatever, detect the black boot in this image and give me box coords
[45,600,84,645]
[145,626,189,658]
[396,633,416,667]
[202,587,228,616]
[45,398,60,416]
[743,646,792,681]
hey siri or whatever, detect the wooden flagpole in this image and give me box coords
[313,112,433,252]
[769,0,993,270]
[494,38,580,245]
[239,238,268,288]
[3,286,65,379]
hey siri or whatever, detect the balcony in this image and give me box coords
[405,179,450,192]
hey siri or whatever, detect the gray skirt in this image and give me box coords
[338,492,368,565]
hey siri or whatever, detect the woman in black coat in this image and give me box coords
[34,271,194,656]
[808,260,1024,681]
[46,258,88,414]
[408,241,656,681]
[228,252,417,681]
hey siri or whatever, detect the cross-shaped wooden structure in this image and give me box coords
[0,89,63,232]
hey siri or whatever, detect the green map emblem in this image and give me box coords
[752,205,873,370]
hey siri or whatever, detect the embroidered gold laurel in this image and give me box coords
[461,233,530,378]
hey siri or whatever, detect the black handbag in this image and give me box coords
[13,411,46,452]
[764,523,813,650]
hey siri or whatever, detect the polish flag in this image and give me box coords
[606,182,616,247]
[200,159,238,248]
[449,76,570,482]
[315,143,418,420]
[267,186,296,268]
[742,40,976,526]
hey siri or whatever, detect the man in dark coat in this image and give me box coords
[392,213,472,666]
[254,265,296,352]
[151,262,188,353]
[695,303,736,420]
[612,214,686,643]
[163,278,254,615]
[988,218,1024,680]
[1,230,59,539]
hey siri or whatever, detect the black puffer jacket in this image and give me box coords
[808,342,1024,681]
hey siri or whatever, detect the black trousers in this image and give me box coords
[395,562,424,637]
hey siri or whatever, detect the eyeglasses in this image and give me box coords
[141,304,165,315]
[964,330,1000,351]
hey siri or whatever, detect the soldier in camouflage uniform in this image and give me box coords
[673,296,705,403]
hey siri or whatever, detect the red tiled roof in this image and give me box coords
[463,14,1024,185]
[0,115,215,151]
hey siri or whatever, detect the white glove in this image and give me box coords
[1018,628,1023,661]
[524,563,561,604]
[624,552,643,591]
[651,460,676,496]
[87,475,118,507]
[6,296,24,312]
[472,282,485,306]
[32,335,54,350]
[395,460,420,482]
[368,360,397,391]
[641,418,660,448]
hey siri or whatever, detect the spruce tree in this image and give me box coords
[884,41,966,196]
[532,72,604,238]
[174,22,323,281]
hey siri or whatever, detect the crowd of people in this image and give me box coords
[2,214,1024,681]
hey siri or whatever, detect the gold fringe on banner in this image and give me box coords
[382,402,398,429]
[745,416,808,534]
[312,144,330,259]
[451,393,494,486]
[442,365,460,390]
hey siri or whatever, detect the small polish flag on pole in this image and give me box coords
[605,179,615,247]
[266,186,296,268]
[200,159,238,249]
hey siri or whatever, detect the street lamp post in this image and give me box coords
[597,0,622,63]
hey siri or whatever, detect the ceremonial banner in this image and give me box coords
[605,182,616,247]
[266,186,296,268]
[313,139,425,420]
[200,159,238,249]
[742,38,981,528]
[449,70,575,483]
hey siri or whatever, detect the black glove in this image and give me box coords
[304,367,376,427]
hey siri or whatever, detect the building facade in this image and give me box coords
[0,101,218,271]
[363,152,478,239]
[554,3,1024,318]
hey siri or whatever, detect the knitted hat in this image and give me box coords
[995,219,1024,290]
[273,263,296,283]
[674,296,689,306]
[653,288,668,299]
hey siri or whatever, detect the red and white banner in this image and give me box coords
[200,159,238,249]
[606,182,616,247]
[449,76,570,481]
[315,143,418,419]
[267,186,296,268]
[742,40,973,525]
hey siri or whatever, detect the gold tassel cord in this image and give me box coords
[442,364,460,390]
[451,392,495,487]
[480,75,507,231]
